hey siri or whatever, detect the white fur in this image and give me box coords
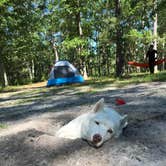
[57,98,128,147]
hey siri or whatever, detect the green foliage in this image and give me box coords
[0,0,54,85]
[0,0,165,87]
[63,37,87,50]
[0,0,8,6]
[157,0,166,36]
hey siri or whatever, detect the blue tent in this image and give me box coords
[47,61,84,86]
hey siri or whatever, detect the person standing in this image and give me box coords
[146,44,157,74]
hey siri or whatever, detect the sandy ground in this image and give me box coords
[0,82,166,166]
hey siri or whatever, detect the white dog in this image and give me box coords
[57,98,128,147]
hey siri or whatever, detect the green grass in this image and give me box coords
[0,71,166,94]
[85,70,166,88]
[0,123,8,129]
[117,71,166,86]
[0,71,165,110]
[69,70,166,95]
[0,85,21,93]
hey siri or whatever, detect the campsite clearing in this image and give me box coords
[0,81,166,166]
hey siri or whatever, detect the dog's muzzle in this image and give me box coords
[92,134,102,144]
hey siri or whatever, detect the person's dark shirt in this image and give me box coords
[146,49,157,62]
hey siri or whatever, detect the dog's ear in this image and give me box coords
[120,115,128,128]
[92,98,105,113]
[56,118,82,139]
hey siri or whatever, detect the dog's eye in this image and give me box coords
[107,129,113,134]
[95,121,100,125]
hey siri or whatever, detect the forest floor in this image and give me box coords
[0,80,166,166]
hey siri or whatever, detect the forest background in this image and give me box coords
[0,0,165,87]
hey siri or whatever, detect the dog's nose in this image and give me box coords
[93,134,102,144]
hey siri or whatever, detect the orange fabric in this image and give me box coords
[128,61,149,67]
[128,58,166,68]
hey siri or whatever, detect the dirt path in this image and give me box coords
[0,82,166,166]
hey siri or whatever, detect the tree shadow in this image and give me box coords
[0,83,165,124]
[0,82,166,165]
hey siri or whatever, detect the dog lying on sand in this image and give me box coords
[57,98,128,147]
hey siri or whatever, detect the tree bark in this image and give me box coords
[76,2,88,79]
[27,60,35,81]
[115,0,125,77]
[0,58,8,87]
[153,12,158,73]
[53,44,59,62]
[50,37,59,63]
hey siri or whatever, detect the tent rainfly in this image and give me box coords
[47,61,84,86]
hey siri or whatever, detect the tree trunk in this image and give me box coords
[153,12,158,73]
[162,42,165,70]
[53,43,59,62]
[51,37,59,63]
[4,69,8,86]
[0,59,8,87]
[76,2,88,79]
[27,60,35,81]
[115,0,124,77]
